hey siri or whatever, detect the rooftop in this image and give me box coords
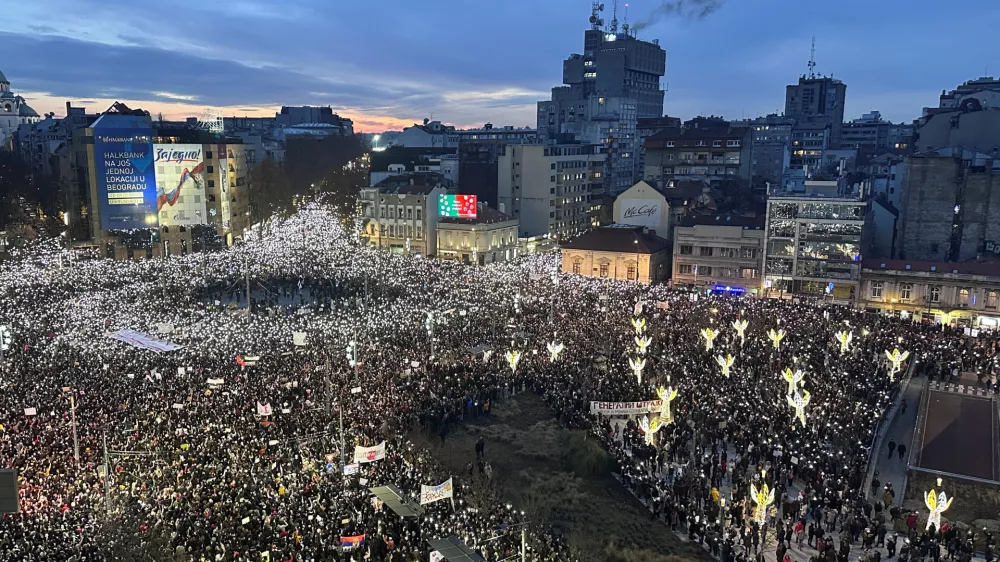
[644,125,750,146]
[438,204,515,226]
[373,172,453,194]
[677,214,765,229]
[862,258,1000,278]
[561,226,670,254]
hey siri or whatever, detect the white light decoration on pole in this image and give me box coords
[781,368,805,396]
[632,317,646,335]
[835,330,853,353]
[700,327,718,351]
[635,335,652,355]
[657,384,678,426]
[715,354,735,377]
[629,357,647,385]
[505,349,521,373]
[885,348,910,381]
[546,341,564,362]
[731,319,749,346]
[767,328,786,350]
[787,388,811,427]
[0,325,10,363]
[750,480,775,525]
[345,341,358,368]
[638,414,663,446]
[924,478,953,531]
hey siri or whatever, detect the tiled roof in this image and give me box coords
[862,258,1000,278]
[561,226,670,254]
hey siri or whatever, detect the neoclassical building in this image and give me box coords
[0,70,41,149]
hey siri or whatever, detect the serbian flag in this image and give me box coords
[341,535,365,552]
[236,355,247,368]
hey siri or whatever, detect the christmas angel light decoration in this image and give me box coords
[700,327,718,351]
[767,328,786,350]
[715,354,735,377]
[924,478,953,531]
[629,357,647,385]
[835,330,853,354]
[635,335,652,355]
[638,414,663,446]
[345,341,358,368]
[787,387,811,427]
[732,319,749,346]
[750,481,775,525]
[547,341,565,363]
[505,349,521,373]
[781,368,805,396]
[632,317,647,335]
[885,348,910,381]
[656,384,678,426]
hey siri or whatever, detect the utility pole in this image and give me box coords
[70,393,79,467]
[244,254,252,313]
[340,403,347,488]
[521,527,526,562]
[103,431,111,515]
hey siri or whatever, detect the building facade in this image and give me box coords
[859,258,1000,328]
[0,71,40,149]
[496,143,605,240]
[672,215,765,294]
[612,181,670,236]
[642,118,753,185]
[561,225,670,284]
[359,174,447,257]
[436,204,519,265]
[784,75,846,145]
[763,194,866,300]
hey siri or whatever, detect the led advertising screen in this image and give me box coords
[94,127,157,230]
[438,194,477,218]
[154,144,208,226]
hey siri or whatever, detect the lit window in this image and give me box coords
[871,281,883,299]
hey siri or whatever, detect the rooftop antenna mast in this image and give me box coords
[807,36,817,79]
[610,0,619,34]
[622,3,630,36]
[589,2,605,31]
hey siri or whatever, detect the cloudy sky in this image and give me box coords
[3,0,997,132]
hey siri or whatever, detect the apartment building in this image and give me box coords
[672,215,765,294]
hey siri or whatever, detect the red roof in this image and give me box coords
[862,258,1000,277]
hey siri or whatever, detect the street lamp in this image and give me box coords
[633,238,640,283]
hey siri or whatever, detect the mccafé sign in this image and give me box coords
[617,198,662,229]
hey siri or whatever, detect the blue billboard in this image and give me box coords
[93,124,157,230]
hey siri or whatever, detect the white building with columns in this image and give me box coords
[0,71,41,149]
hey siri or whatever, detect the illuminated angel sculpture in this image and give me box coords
[787,388,811,427]
[885,348,910,380]
[781,368,805,396]
[547,341,565,363]
[835,330,853,354]
[632,317,647,335]
[732,319,749,346]
[700,327,718,351]
[715,354,735,377]
[767,328,786,350]
[635,335,652,355]
[750,481,775,525]
[345,341,358,368]
[629,357,647,385]
[924,478,953,531]
[505,349,521,373]
[656,384,678,426]
[638,414,663,446]
[862,328,870,337]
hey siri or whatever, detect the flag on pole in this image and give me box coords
[341,535,365,552]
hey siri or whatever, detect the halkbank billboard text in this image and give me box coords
[94,127,157,230]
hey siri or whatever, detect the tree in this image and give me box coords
[247,158,293,224]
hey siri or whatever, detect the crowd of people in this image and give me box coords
[0,205,997,562]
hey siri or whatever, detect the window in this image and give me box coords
[740,268,758,279]
[679,245,693,255]
[207,165,214,174]
[712,140,722,147]
[208,180,215,188]
[929,285,941,303]
[627,266,636,280]
[900,283,912,301]
[679,264,693,275]
[550,176,556,182]
[666,141,675,147]
[699,266,712,276]
[988,291,999,310]
[699,246,713,257]
[416,208,422,221]
[572,261,581,274]
[871,281,884,299]
[741,248,757,259]
[718,247,737,258]
[389,207,395,219]
[599,262,609,277]
[407,207,413,219]
[959,288,970,306]
[205,151,213,159]
[726,140,741,147]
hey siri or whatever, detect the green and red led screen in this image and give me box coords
[438,194,477,218]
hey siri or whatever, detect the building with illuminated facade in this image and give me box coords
[436,203,519,265]
[672,215,765,294]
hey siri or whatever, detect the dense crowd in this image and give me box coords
[0,206,997,562]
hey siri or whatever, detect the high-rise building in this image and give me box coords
[784,75,846,145]
[642,117,753,186]
[537,4,666,196]
[732,114,794,190]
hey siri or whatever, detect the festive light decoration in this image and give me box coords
[632,317,647,335]
[635,335,652,355]
[787,388,811,427]
[629,357,647,385]
[638,414,663,446]
[767,328,786,350]
[835,330,853,354]
[345,341,358,368]
[924,478,953,531]
[862,328,870,337]
[656,384,678,426]
[546,341,565,362]
[700,328,718,351]
[715,354,735,377]
[885,348,910,380]
[750,481,775,525]
[505,349,521,373]
[731,319,749,346]
[781,368,805,396]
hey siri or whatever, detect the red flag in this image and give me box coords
[235,355,246,368]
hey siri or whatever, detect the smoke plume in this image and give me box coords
[630,0,723,32]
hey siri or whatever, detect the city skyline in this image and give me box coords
[2,0,997,131]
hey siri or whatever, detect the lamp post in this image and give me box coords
[634,238,640,283]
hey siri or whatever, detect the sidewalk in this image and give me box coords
[872,375,926,507]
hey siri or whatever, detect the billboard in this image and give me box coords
[154,144,208,225]
[94,127,157,230]
[438,194,477,218]
[219,144,232,230]
[617,198,662,230]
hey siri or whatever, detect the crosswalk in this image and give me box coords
[930,381,995,397]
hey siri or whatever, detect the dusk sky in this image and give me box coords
[2,0,997,132]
